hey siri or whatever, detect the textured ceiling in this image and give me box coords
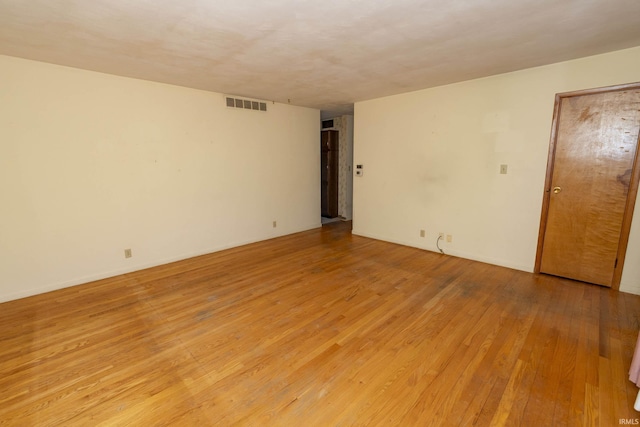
[1,0,640,119]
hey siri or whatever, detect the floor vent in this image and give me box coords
[225,96,267,112]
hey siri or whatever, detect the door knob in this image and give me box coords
[553,186,562,194]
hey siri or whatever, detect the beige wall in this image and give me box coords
[0,55,320,302]
[353,46,640,294]
[344,115,354,220]
[328,115,354,220]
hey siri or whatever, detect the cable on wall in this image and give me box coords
[436,235,445,255]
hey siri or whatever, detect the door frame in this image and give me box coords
[534,81,640,290]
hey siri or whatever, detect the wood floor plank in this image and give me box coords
[1,221,640,426]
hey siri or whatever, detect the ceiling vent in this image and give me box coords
[322,119,334,129]
[225,96,267,112]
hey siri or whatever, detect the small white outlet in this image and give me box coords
[124,248,132,258]
[420,229,425,238]
[447,234,452,243]
[500,164,508,174]
[273,220,277,228]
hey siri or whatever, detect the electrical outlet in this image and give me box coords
[273,220,277,228]
[500,164,508,174]
[124,248,132,258]
[420,229,425,237]
[447,234,452,243]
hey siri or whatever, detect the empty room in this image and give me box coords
[3,1,640,425]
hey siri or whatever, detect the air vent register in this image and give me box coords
[225,96,267,112]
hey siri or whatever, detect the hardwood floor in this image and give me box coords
[1,221,640,426]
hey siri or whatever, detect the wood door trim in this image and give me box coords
[534,93,562,274]
[535,81,640,290]
[613,131,640,287]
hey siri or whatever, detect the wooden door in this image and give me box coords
[321,130,339,218]
[536,83,640,288]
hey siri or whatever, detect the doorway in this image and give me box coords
[320,116,354,224]
[535,83,640,288]
[321,130,339,219]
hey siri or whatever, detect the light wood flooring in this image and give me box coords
[1,221,640,426]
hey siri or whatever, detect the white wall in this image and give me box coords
[0,55,320,302]
[353,46,640,294]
